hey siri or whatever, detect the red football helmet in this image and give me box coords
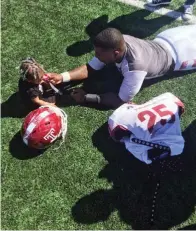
[21,106,67,149]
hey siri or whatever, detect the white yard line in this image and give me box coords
[118,0,196,23]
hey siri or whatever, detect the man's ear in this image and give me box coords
[114,50,120,57]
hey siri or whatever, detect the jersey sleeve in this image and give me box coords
[18,78,40,100]
[108,123,130,142]
[88,57,105,70]
[108,103,137,141]
[27,87,40,99]
[118,70,147,102]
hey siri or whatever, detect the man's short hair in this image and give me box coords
[93,27,124,50]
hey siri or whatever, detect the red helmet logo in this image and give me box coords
[21,106,67,149]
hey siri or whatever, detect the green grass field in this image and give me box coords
[1,0,196,230]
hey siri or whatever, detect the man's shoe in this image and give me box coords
[182,4,194,21]
[146,0,172,6]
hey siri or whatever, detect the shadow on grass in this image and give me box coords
[1,82,80,118]
[1,92,30,118]
[66,7,183,57]
[72,120,196,229]
[2,67,195,115]
[142,69,196,89]
[9,131,45,160]
[178,224,196,230]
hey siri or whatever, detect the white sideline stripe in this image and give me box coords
[118,0,196,23]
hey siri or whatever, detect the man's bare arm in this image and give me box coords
[48,64,96,84]
[68,64,95,81]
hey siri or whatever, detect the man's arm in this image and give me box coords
[118,70,147,102]
[71,89,124,109]
[48,64,95,84]
[48,57,105,84]
[99,92,124,108]
[85,70,147,108]
[71,70,147,108]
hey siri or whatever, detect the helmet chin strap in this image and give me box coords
[43,74,63,95]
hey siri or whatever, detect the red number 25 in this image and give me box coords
[138,104,175,133]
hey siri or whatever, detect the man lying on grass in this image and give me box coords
[48,25,196,109]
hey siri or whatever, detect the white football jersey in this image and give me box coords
[108,92,185,164]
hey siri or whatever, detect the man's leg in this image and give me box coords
[182,0,195,21]
[185,0,195,4]
[155,25,196,71]
[146,0,172,6]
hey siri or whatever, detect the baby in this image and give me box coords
[18,57,63,110]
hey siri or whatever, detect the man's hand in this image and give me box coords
[70,88,86,103]
[47,73,63,85]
